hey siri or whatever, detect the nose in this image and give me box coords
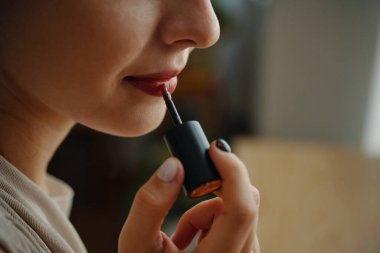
[158,0,220,49]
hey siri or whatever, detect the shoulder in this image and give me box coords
[0,201,46,253]
[0,206,20,252]
[0,205,26,252]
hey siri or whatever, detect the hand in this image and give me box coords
[118,140,260,253]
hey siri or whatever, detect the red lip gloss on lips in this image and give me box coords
[161,83,222,198]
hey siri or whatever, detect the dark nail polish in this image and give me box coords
[216,139,232,153]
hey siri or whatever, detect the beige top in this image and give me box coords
[0,155,87,253]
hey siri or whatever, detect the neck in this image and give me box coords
[0,77,74,192]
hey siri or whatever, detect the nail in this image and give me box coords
[216,139,232,153]
[157,158,178,182]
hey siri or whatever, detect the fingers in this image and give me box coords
[241,198,260,253]
[253,236,261,253]
[171,197,223,250]
[199,140,260,252]
[118,157,184,252]
[211,140,254,210]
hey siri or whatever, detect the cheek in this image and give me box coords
[1,0,154,98]
[1,1,163,136]
[3,3,144,89]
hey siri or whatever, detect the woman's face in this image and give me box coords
[0,0,219,136]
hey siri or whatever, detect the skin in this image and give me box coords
[0,1,260,252]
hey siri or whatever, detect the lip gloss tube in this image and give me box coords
[161,84,222,198]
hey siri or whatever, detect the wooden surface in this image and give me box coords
[233,137,380,253]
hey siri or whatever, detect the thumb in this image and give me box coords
[119,157,184,252]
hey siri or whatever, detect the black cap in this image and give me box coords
[163,121,221,198]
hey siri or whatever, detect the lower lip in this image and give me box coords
[124,76,177,97]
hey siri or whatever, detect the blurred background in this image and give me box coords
[49,0,380,252]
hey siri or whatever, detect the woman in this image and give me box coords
[0,1,260,252]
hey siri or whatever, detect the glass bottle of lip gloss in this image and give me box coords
[162,84,222,198]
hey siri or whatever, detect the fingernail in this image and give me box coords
[216,139,232,153]
[157,158,178,182]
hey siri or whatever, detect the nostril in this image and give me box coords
[172,39,198,49]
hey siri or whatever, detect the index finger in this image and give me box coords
[211,140,256,211]
[199,140,259,252]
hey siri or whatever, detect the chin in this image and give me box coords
[78,100,167,137]
[96,111,166,137]
[123,118,164,137]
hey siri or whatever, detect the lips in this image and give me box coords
[124,71,179,97]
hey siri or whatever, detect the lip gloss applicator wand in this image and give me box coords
[161,83,222,198]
